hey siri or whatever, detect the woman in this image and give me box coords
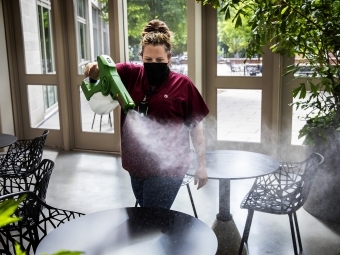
[85,19,209,210]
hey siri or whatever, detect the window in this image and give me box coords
[92,6,100,60]
[217,7,262,77]
[37,3,55,74]
[76,0,88,74]
[20,0,55,74]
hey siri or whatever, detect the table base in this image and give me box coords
[212,219,248,255]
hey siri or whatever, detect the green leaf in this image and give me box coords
[281,6,289,15]
[52,251,84,255]
[15,243,26,255]
[0,198,23,228]
[41,251,84,255]
[235,15,242,28]
[291,84,304,98]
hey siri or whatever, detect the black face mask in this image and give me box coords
[143,62,170,87]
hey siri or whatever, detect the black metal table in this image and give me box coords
[187,150,280,255]
[35,207,218,255]
[0,133,17,149]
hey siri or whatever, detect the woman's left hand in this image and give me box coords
[194,165,208,189]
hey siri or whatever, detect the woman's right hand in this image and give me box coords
[84,62,99,80]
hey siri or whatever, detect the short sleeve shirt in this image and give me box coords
[117,63,209,177]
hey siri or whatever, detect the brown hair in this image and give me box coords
[139,19,172,58]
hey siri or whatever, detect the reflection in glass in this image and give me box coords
[217,89,261,142]
[92,6,100,60]
[216,8,262,77]
[79,22,87,61]
[20,0,55,74]
[76,0,88,74]
[76,0,110,74]
[78,0,85,18]
[79,87,114,133]
[27,85,60,129]
[38,4,55,74]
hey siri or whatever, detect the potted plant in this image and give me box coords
[196,0,340,223]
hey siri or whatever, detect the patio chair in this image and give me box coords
[134,174,198,218]
[0,159,55,201]
[0,130,49,175]
[0,191,85,255]
[237,152,324,255]
[92,112,113,132]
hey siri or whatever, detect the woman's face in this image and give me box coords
[142,45,169,64]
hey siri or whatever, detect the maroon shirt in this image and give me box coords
[117,63,209,177]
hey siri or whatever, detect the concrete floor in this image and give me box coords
[42,147,340,255]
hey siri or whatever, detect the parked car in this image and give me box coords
[179,56,188,64]
[171,56,180,65]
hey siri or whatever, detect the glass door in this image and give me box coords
[9,0,62,146]
[9,0,121,151]
[67,0,121,151]
[203,5,280,157]
[69,0,190,151]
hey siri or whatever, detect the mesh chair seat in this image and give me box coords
[238,153,324,255]
[0,159,55,201]
[0,130,49,176]
[241,166,309,215]
[0,191,84,255]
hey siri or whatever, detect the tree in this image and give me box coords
[99,0,187,57]
[218,17,250,57]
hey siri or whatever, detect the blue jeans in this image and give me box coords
[130,175,184,210]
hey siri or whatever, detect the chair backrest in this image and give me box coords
[246,152,324,214]
[0,159,55,202]
[0,130,49,175]
[0,191,84,255]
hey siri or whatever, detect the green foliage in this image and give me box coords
[98,0,187,57]
[197,0,340,145]
[0,196,24,228]
[15,243,26,255]
[41,251,84,255]
[0,196,83,255]
[217,8,251,56]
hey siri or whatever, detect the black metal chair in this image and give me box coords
[0,130,49,175]
[0,191,85,255]
[134,174,198,218]
[238,152,324,255]
[0,159,55,201]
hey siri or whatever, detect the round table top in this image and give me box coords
[0,133,17,149]
[36,207,218,255]
[188,150,280,180]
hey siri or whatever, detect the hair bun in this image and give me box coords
[142,19,171,38]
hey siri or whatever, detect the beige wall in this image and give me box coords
[21,0,45,127]
[0,0,15,135]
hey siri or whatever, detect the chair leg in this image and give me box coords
[91,113,96,129]
[100,115,103,132]
[108,113,112,127]
[135,200,138,207]
[288,213,298,255]
[293,212,303,254]
[186,183,198,218]
[238,209,254,255]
